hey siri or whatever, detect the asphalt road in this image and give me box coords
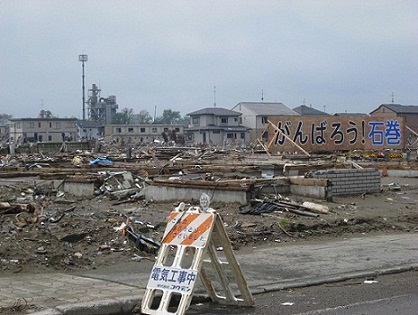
[177,270,418,315]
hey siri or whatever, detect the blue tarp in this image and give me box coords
[89,157,113,166]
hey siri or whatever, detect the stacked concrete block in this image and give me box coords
[311,168,381,196]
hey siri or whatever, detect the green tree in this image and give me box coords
[38,110,54,118]
[0,114,12,120]
[112,108,133,124]
[155,109,181,124]
[137,109,153,124]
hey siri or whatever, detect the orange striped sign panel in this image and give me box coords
[162,212,215,248]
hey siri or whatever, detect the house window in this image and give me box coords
[140,127,145,133]
[213,130,220,134]
[234,117,238,122]
[55,122,61,129]
[38,122,41,128]
[48,135,52,141]
[192,117,199,125]
[221,117,228,124]
[227,133,233,139]
[116,127,122,133]
[175,127,180,132]
[128,127,134,133]
[164,128,169,132]
[240,133,245,139]
[49,122,52,128]
[152,127,157,133]
[261,116,268,124]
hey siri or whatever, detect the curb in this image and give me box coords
[31,297,139,315]
[31,264,418,315]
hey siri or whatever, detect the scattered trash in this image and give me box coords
[240,200,321,217]
[124,225,161,253]
[74,252,83,258]
[72,156,83,166]
[364,279,379,284]
[60,232,89,243]
[301,201,329,214]
[0,145,416,277]
[388,183,401,191]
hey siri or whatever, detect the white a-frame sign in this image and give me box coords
[142,194,254,315]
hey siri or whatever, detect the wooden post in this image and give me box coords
[257,138,271,157]
[267,120,311,157]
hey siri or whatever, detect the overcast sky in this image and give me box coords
[1,0,417,119]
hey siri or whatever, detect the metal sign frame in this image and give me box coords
[141,202,253,315]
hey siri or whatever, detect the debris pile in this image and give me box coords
[0,147,417,275]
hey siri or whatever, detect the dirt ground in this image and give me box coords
[0,176,417,276]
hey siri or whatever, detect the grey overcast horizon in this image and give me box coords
[1,0,417,119]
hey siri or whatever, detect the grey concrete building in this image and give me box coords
[9,118,78,145]
[103,123,185,145]
[76,120,102,141]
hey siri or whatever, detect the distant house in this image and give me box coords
[293,105,329,116]
[104,123,184,145]
[185,107,249,146]
[370,104,418,133]
[9,118,78,145]
[76,120,102,141]
[334,112,369,117]
[0,119,10,146]
[231,102,299,143]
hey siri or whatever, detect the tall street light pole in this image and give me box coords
[79,54,88,120]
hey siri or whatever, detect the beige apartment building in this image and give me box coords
[9,118,78,145]
[103,123,185,145]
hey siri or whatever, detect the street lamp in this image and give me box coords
[79,54,88,120]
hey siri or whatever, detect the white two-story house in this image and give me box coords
[185,107,249,146]
[231,102,299,143]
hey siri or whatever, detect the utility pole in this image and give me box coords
[213,86,216,107]
[79,54,88,120]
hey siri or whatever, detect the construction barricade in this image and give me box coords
[141,193,254,315]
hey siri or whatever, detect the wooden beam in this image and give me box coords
[406,125,418,137]
[257,138,271,157]
[267,120,311,157]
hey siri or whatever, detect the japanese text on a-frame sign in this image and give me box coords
[147,266,198,293]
